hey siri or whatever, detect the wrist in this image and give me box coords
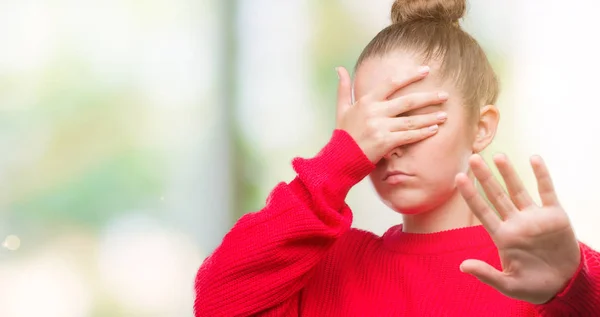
[292,129,375,207]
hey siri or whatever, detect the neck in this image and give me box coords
[401,187,481,234]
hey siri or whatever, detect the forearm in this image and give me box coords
[194,130,374,317]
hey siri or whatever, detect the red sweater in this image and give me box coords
[195,130,600,316]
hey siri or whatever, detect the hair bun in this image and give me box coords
[391,0,466,25]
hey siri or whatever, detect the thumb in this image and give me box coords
[460,259,508,292]
[335,67,352,122]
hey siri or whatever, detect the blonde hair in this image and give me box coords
[356,0,499,115]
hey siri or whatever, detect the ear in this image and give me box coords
[472,105,500,153]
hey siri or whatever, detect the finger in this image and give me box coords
[460,259,509,293]
[384,91,449,117]
[469,154,517,219]
[335,67,352,122]
[493,154,535,210]
[455,173,502,233]
[530,155,560,206]
[387,111,447,131]
[389,124,439,147]
[364,66,430,102]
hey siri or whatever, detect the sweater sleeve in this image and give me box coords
[194,130,374,317]
[535,242,600,316]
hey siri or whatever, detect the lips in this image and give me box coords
[383,170,414,181]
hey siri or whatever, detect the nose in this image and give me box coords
[383,146,405,160]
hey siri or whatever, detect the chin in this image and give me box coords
[378,186,453,215]
[380,189,434,215]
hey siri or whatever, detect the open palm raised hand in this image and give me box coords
[455,154,581,304]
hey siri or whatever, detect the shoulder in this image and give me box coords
[335,227,382,254]
[314,228,384,274]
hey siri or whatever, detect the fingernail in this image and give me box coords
[438,92,449,100]
[418,65,430,75]
[335,67,340,79]
[429,124,439,132]
[437,112,447,120]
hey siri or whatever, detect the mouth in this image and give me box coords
[383,170,415,183]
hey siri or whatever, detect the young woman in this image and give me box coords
[195,0,600,315]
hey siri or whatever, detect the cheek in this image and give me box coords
[416,125,472,175]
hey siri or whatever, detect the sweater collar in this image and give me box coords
[382,224,495,254]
